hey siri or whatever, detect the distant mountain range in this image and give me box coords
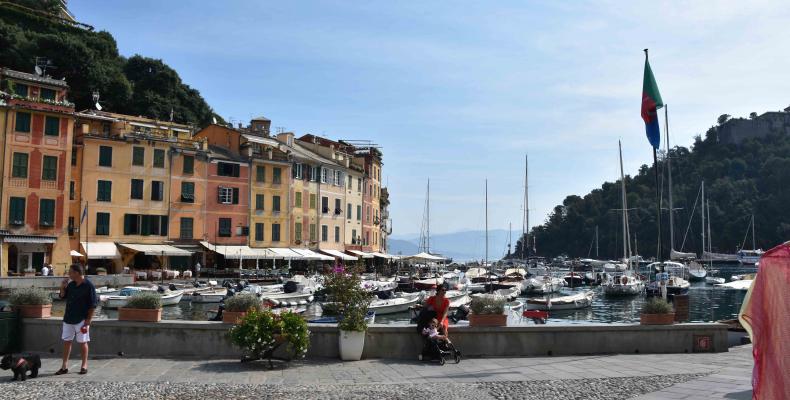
[388,229,515,262]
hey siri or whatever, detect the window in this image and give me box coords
[123,214,139,235]
[96,212,110,235]
[68,217,75,236]
[352,229,357,243]
[321,225,328,242]
[348,175,353,189]
[40,88,56,101]
[99,146,112,167]
[334,226,340,243]
[218,218,232,237]
[69,181,75,200]
[310,166,319,182]
[151,181,164,201]
[255,194,264,210]
[272,223,281,242]
[293,163,303,179]
[122,214,167,236]
[367,206,371,222]
[71,150,77,166]
[295,222,302,241]
[218,187,239,204]
[255,223,264,241]
[273,167,282,184]
[12,153,28,178]
[309,224,317,242]
[357,205,362,221]
[132,147,145,166]
[180,217,193,239]
[309,194,316,209]
[130,179,144,200]
[272,196,281,213]
[153,149,165,168]
[321,196,329,213]
[183,155,194,174]
[295,192,302,208]
[44,116,59,136]
[8,197,25,225]
[13,83,28,97]
[334,199,341,215]
[334,170,342,186]
[357,178,362,192]
[14,112,31,133]
[347,203,352,219]
[97,180,112,201]
[256,165,265,182]
[321,168,329,183]
[217,162,239,177]
[181,182,194,203]
[42,155,57,181]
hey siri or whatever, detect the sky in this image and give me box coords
[71,0,790,238]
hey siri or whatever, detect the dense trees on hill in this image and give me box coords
[0,1,221,126]
[515,125,790,260]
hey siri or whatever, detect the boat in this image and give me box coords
[563,272,585,287]
[715,279,753,291]
[504,300,524,313]
[688,261,707,281]
[526,290,594,311]
[603,273,644,296]
[368,293,421,315]
[705,276,725,285]
[737,249,763,265]
[186,288,228,303]
[524,275,563,294]
[101,286,184,309]
[412,276,443,290]
[261,291,315,307]
[361,279,398,294]
[309,311,376,324]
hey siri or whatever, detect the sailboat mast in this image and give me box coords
[618,141,631,265]
[427,179,430,253]
[751,214,756,250]
[523,154,529,260]
[665,105,675,251]
[701,181,705,257]
[595,225,599,258]
[485,179,489,267]
[707,200,712,254]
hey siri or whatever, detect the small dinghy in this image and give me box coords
[526,290,594,311]
[705,276,725,285]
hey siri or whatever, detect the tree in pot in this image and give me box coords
[9,288,52,318]
[640,298,675,325]
[228,309,310,367]
[468,295,507,327]
[323,267,373,361]
[222,293,261,324]
[119,291,162,322]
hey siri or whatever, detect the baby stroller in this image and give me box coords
[415,308,461,365]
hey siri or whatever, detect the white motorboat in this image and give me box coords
[361,280,398,293]
[413,276,444,290]
[526,290,594,311]
[466,282,487,293]
[688,261,707,281]
[524,276,563,295]
[100,286,184,309]
[464,267,487,280]
[186,288,228,303]
[368,294,421,315]
[261,291,315,307]
[715,279,753,291]
[602,273,644,296]
[705,276,725,285]
[603,263,627,273]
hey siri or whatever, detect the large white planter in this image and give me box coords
[338,330,366,361]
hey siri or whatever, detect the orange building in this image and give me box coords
[0,68,75,276]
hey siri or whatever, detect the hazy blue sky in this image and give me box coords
[72,1,790,237]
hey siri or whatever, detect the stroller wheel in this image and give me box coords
[418,354,423,361]
[454,352,461,364]
[439,357,445,366]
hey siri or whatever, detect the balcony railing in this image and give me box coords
[9,178,28,188]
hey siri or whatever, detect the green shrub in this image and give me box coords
[642,298,673,314]
[322,267,373,332]
[9,287,52,306]
[124,291,162,309]
[470,294,505,315]
[224,293,261,312]
[229,309,310,361]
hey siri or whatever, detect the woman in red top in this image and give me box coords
[424,285,450,335]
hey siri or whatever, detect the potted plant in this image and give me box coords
[229,309,310,367]
[10,288,52,318]
[119,291,162,322]
[640,298,675,325]
[323,267,373,361]
[95,267,107,276]
[222,293,261,324]
[468,294,507,327]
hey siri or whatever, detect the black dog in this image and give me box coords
[0,354,41,381]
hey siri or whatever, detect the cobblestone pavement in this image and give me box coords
[0,345,753,399]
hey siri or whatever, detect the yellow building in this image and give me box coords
[0,68,75,276]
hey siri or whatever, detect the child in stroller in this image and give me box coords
[415,309,461,365]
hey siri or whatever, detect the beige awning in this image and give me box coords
[348,250,375,259]
[80,242,120,259]
[70,250,83,257]
[320,249,358,261]
[200,242,279,259]
[370,252,393,259]
[405,252,447,262]
[119,243,193,256]
[267,247,307,259]
[291,248,334,261]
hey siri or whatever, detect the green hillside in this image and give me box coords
[0,0,221,126]
[515,120,790,260]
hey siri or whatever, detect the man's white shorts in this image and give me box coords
[61,321,90,343]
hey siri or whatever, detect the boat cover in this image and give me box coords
[670,249,696,260]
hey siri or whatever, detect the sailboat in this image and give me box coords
[603,141,645,296]
[736,214,763,265]
[687,182,708,281]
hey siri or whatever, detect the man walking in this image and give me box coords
[56,264,97,375]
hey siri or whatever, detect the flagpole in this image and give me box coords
[645,48,663,269]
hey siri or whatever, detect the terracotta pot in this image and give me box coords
[119,308,162,322]
[223,311,247,324]
[14,304,52,318]
[640,313,675,325]
[469,313,507,327]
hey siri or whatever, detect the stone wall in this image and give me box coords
[0,274,134,290]
[21,318,728,359]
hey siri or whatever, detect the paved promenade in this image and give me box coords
[0,345,752,399]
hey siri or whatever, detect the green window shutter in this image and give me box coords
[130,179,143,200]
[96,213,110,235]
[255,223,264,241]
[295,223,302,241]
[99,146,112,167]
[295,192,302,208]
[232,188,239,204]
[273,196,280,212]
[42,156,57,181]
[256,165,265,182]
[9,197,25,225]
[12,153,28,178]
[309,224,316,242]
[256,194,264,210]
[347,203,352,218]
[153,149,165,168]
[272,224,280,242]
[273,168,281,184]
[39,199,55,226]
[180,217,193,239]
[160,216,168,236]
[44,116,60,136]
[98,180,112,202]
[40,88,56,101]
[140,215,151,236]
[181,182,194,202]
[132,147,145,166]
[151,181,163,201]
[183,155,194,174]
[15,112,31,133]
[357,205,362,220]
